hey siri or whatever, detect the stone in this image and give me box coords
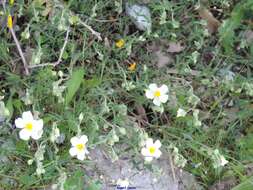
[84,147,203,190]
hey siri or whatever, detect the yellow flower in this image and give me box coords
[128,62,136,71]
[115,39,125,48]
[7,15,13,29]
[9,0,14,6]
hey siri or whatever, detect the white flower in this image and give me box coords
[211,149,228,168]
[69,135,89,160]
[141,138,162,162]
[27,159,33,165]
[15,111,43,141]
[145,84,169,106]
[193,109,201,127]
[177,108,187,117]
[116,178,129,189]
[50,123,60,143]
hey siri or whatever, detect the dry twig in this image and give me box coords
[29,27,70,69]
[7,15,30,74]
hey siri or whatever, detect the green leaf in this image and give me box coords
[83,77,101,89]
[237,133,253,161]
[65,69,84,105]
[87,181,102,190]
[19,174,37,186]
[6,92,14,119]
[64,170,85,190]
[231,176,253,190]
[219,0,253,54]
[219,4,244,54]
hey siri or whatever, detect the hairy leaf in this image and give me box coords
[65,69,84,105]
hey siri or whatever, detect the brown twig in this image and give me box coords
[169,154,176,182]
[79,20,102,41]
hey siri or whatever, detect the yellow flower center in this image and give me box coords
[154,90,161,97]
[76,144,85,151]
[149,147,156,154]
[115,39,125,48]
[25,123,33,131]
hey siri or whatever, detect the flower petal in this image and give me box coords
[141,147,150,156]
[22,111,34,121]
[159,85,168,93]
[31,129,43,140]
[77,152,86,160]
[15,118,24,128]
[85,149,89,155]
[154,140,161,149]
[80,135,88,144]
[145,156,153,162]
[70,136,79,146]
[146,138,154,148]
[19,129,31,140]
[159,94,168,103]
[34,119,43,131]
[154,149,162,158]
[145,90,154,99]
[69,147,77,156]
[148,83,158,91]
[153,98,161,106]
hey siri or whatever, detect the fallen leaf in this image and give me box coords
[134,104,148,127]
[167,42,185,53]
[197,6,221,34]
[154,50,173,68]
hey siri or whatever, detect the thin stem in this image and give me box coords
[10,28,29,75]
[78,20,102,41]
[29,27,70,68]
[54,27,70,66]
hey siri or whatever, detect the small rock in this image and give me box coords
[83,147,203,190]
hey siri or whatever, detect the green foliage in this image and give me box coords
[0,0,253,189]
[232,176,253,190]
[86,181,102,190]
[65,69,85,105]
[237,133,253,161]
[64,170,85,190]
[219,0,253,54]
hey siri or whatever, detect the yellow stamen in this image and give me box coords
[7,15,13,29]
[76,144,85,151]
[149,147,156,154]
[115,39,125,48]
[25,123,33,131]
[128,62,136,71]
[154,90,161,97]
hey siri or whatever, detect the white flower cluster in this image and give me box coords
[209,149,228,169]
